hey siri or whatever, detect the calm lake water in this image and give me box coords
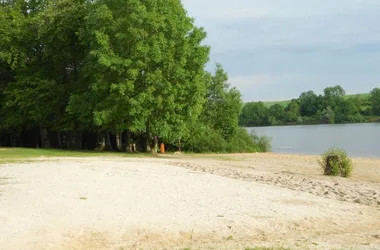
[246,123,380,158]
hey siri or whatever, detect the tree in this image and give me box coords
[240,102,269,126]
[202,64,242,139]
[370,88,380,115]
[342,99,359,116]
[285,99,300,122]
[268,104,285,125]
[324,85,345,99]
[299,91,318,117]
[0,0,88,148]
[321,106,335,124]
[351,95,363,110]
[335,99,364,123]
[69,0,210,152]
[323,85,345,108]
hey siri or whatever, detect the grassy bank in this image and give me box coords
[263,93,370,108]
[0,148,150,164]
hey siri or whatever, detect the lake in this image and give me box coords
[246,123,380,158]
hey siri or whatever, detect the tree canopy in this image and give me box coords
[0,0,269,153]
[370,88,380,116]
[240,85,377,127]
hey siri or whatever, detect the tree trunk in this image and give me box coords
[105,131,113,151]
[116,132,122,151]
[151,136,158,154]
[125,131,131,153]
[76,131,83,150]
[39,125,50,148]
[10,134,14,147]
[145,125,151,152]
[19,132,24,147]
[35,130,40,148]
[57,131,62,149]
[71,131,77,149]
[96,131,106,151]
[62,132,66,149]
[67,131,72,149]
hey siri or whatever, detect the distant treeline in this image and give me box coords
[0,0,269,153]
[240,86,380,127]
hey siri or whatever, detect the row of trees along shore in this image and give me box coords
[240,86,380,127]
[0,0,270,153]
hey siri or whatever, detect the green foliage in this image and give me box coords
[263,100,290,108]
[241,86,376,127]
[264,93,370,108]
[239,101,269,126]
[299,90,318,117]
[181,64,270,153]
[268,104,286,125]
[285,99,300,123]
[370,88,380,115]
[318,148,354,178]
[3,0,255,153]
[321,106,335,124]
[249,131,271,152]
[203,64,242,140]
[183,127,270,153]
[70,0,211,147]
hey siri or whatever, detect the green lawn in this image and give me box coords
[263,100,291,108]
[344,93,370,99]
[262,93,370,107]
[0,147,151,164]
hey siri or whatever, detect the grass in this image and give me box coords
[263,100,290,108]
[0,147,152,165]
[262,93,370,107]
[318,147,354,178]
[0,147,259,165]
[344,93,370,99]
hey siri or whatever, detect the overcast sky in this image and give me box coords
[181,0,380,102]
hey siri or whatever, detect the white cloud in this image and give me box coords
[181,0,380,100]
[183,0,380,21]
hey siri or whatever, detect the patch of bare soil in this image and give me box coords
[0,155,379,250]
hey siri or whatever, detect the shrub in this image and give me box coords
[183,125,228,153]
[182,127,271,153]
[318,147,354,178]
[249,131,271,152]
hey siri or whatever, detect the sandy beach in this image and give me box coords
[0,153,379,249]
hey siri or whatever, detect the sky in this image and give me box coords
[181,0,380,102]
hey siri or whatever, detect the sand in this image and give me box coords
[0,154,379,250]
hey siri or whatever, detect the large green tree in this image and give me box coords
[68,0,210,152]
[299,91,318,117]
[240,102,269,126]
[1,0,88,147]
[268,104,286,125]
[202,64,242,139]
[370,88,380,115]
[323,85,345,109]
